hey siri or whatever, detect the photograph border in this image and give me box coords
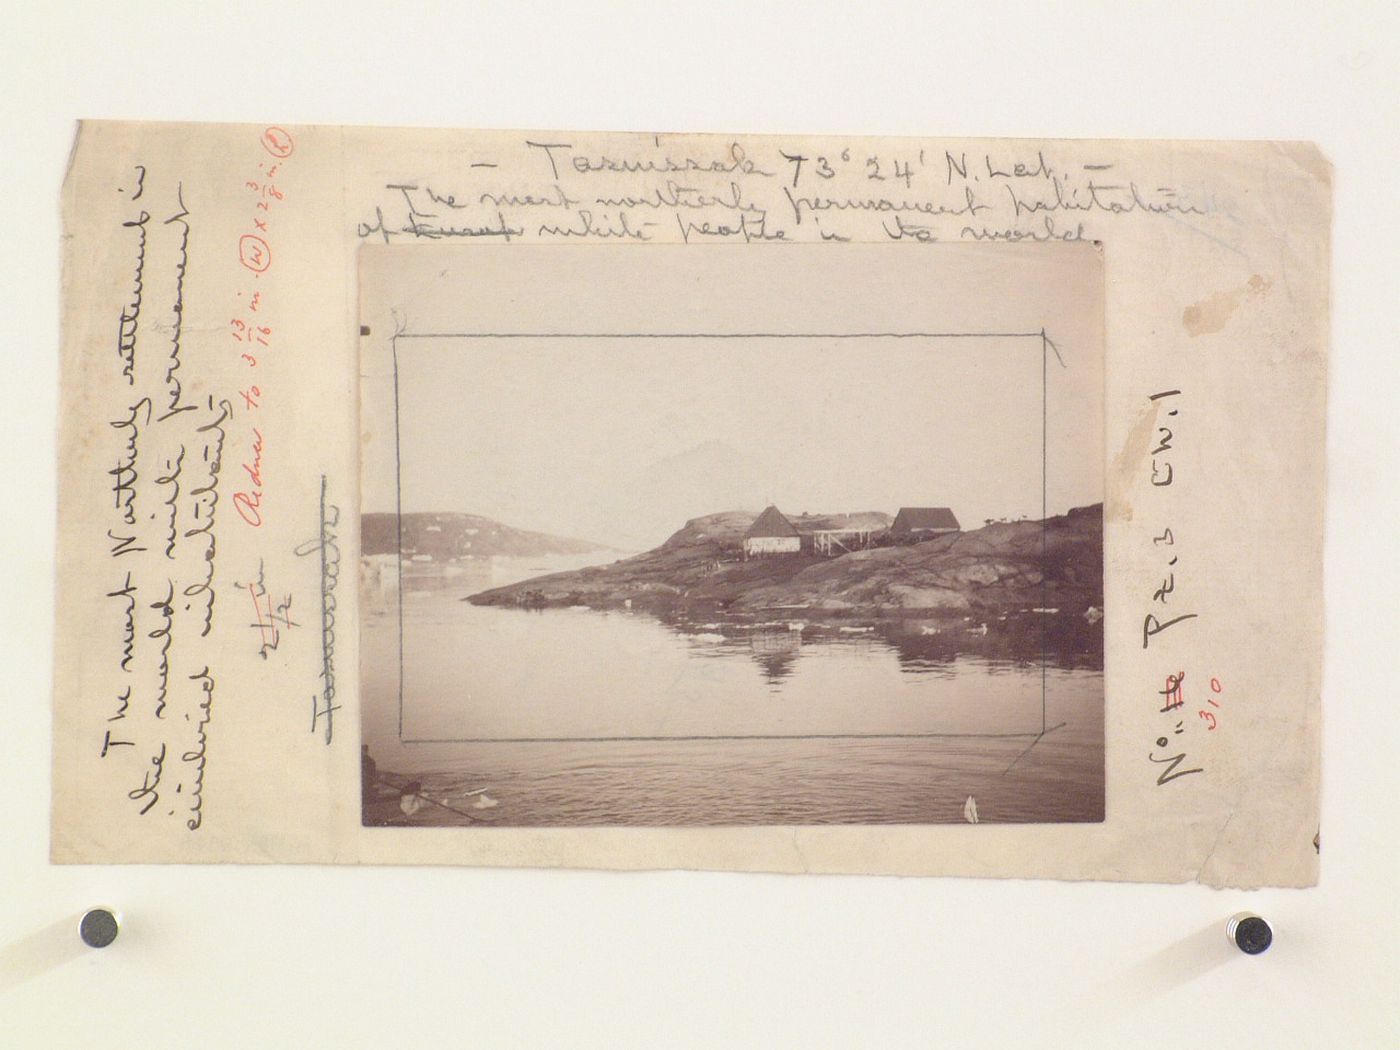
[386,327,1065,750]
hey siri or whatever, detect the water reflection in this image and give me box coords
[363,565,1107,826]
[747,633,802,685]
[659,610,1103,690]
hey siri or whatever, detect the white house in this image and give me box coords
[743,505,801,557]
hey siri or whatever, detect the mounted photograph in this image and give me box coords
[358,244,1105,829]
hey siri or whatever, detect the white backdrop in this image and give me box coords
[3,4,1397,1046]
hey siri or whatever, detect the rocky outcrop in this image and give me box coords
[468,505,1102,619]
[731,505,1100,614]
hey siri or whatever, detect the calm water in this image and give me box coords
[361,555,1103,826]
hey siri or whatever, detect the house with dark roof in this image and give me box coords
[743,505,801,557]
[890,507,961,539]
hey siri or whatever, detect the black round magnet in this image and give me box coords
[79,908,120,949]
[1227,912,1272,955]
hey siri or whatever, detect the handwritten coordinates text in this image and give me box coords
[355,139,1229,255]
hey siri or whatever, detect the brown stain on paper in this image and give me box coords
[1107,405,1160,524]
[1182,275,1271,337]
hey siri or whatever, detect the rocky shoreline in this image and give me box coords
[467,504,1103,649]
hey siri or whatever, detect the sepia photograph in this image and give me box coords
[359,246,1104,829]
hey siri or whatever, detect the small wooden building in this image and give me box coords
[890,506,961,538]
[744,505,801,557]
[798,512,889,556]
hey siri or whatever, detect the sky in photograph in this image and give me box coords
[390,334,1100,551]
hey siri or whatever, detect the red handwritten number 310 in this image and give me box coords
[1199,677,1223,730]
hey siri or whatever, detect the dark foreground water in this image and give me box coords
[361,556,1103,826]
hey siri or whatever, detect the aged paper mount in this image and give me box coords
[52,123,1328,886]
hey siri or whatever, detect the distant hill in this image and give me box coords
[361,512,607,560]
